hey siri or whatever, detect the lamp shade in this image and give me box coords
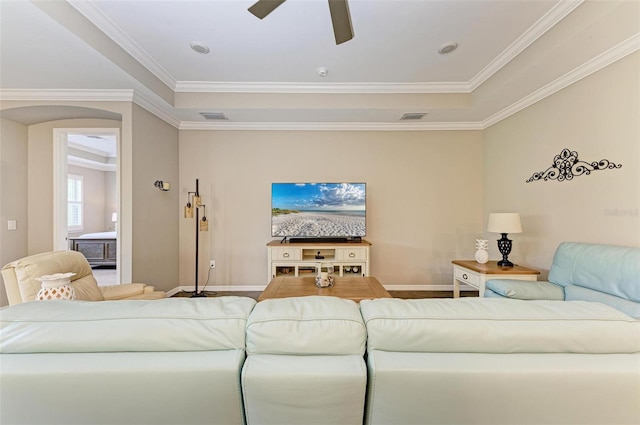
[487,213,522,234]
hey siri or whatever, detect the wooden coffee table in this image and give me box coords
[258,276,391,302]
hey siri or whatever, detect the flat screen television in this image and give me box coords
[271,182,366,241]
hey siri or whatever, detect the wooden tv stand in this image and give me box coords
[266,240,371,283]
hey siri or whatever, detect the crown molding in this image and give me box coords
[2,33,635,132]
[68,155,116,172]
[0,88,180,128]
[0,89,134,101]
[482,32,640,129]
[67,0,177,90]
[179,121,483,131]
[468,0,584,91]
[131,91,181,128]
[175,81,471,94]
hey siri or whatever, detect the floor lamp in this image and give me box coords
[185,179,209,297]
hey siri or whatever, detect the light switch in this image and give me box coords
[7,220,17,230]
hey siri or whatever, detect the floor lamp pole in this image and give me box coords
[192,179,206,298]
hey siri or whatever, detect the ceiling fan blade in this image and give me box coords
[248,0,286,19]
[328,0,353,44]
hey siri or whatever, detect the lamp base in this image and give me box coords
[190,291,208,298]
[496,233,515,268]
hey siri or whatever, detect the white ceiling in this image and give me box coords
[68,133,117,158]
[1,0,638,129]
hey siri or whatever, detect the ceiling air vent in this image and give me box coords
[199,112,228,120]
[400,113,427,121]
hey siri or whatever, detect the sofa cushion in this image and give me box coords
[246,296,366,355]
[485,279,564,300]
[360,298,640,354]
[242,354,367,425]
[565,285,640,319]
[0,297,256,353]
[548,242,640,302]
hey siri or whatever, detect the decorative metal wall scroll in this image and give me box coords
[526,148,622,183]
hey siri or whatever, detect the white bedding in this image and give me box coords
[76,231,117,239]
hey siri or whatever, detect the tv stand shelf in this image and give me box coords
[267,240,371,282]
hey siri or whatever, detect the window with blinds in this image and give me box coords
[68,174,83,232]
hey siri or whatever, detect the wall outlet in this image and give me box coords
[209,260,215,269]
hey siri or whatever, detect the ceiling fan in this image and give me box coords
[248,0,354,45]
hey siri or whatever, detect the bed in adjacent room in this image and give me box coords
[68,231,116,267]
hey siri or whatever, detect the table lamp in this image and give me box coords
[487,213,522,267]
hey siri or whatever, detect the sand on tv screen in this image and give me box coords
[271,183,366,238]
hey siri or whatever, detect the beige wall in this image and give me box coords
[179,130,484,288]
[0,118,29,306]
[105,170,117,230]
[483,51,640,279]
[67,165,108,237]
[0,102,180,306]
[1,50,637,302]
[130,104,179,289]
[27,119,122,253]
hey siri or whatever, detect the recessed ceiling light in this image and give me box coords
[438,41,458,54]
[317,67,329,77]
[190,41,210,55]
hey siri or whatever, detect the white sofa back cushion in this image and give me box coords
[246,296,366,355]
[0,297,256,353]
[360,298,640,354]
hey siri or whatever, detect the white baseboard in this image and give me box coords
[383,284,477,291]
[168,285,267,296]
[167,284,477,296]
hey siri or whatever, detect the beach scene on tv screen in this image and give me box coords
[272,183,366,237]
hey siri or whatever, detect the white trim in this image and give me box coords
[68,156,116,172]
[52,130,69,251]
[61,0,581,96]
[165,287,183,297]
[68,0,177,90]
[483,33,640,129]
[179,121,484,131]
[0,89,134,101]
[175,81,471,94]
[131,91,181,128]
[168,284,477,295]
[173,285,267,294]
[468,0,584,90]
[383,284,478,291]
[1,34,635,132]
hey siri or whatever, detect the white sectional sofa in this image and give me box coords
[242,296,367,425]
[360,298,640,425]
[485,242,640,318]
[2,295,638,425]
[0,297,256,425]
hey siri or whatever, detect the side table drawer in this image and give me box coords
[336,248,367,261]
[454,267,479,287]
[272,248,301,261]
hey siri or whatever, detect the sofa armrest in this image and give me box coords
[485,279,565,300]
[100,283,148,300]
[142,285,156,294]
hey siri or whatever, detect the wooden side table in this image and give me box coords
[451,260,540,298]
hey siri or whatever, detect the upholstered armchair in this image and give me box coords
[1,250,165,305]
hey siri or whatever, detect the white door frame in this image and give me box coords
[53,128,120,281]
